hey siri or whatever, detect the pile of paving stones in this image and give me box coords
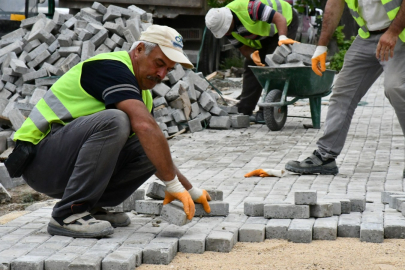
[265,43,316,67]
[0,1,249,160]
[152,66,250,137]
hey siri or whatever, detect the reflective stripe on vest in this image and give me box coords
[14,51,153,144]
[227,0,293,49]
[346,0,405,42]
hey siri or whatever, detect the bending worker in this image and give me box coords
[205,0,299,123]
[6,25,211,238]
[284,0,405,175]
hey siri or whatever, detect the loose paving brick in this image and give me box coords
[265,219,291,239]
[338,212,362,238]
[239,223,265,242]
[313,216,338,240]
[287,218,315,243]
[264,204,309,219]
[294,190,317,205]
[310,203,333,218]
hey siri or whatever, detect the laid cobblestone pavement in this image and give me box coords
[1,74,404,269]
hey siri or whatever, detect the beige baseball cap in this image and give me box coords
[139,25,194,69]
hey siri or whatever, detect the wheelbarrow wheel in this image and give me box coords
[263,89,287,131]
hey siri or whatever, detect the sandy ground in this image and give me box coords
[137,238,405,270]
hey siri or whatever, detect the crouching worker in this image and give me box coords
[5,25,211,238]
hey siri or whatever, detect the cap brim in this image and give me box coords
[159,45,194,69]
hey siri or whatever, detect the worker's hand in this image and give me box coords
[244,169,286,177]
[162,177,195,220]
[188,187,211,213]
[311,46,327,76]
[376,31,398,61]
[278,35,299,46]
[251,50,265,66]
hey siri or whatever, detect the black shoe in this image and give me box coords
[285,150,339,175]
[249,111,265,124]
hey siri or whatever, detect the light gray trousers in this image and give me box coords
[22,110,156,218]
[317,33,405,160]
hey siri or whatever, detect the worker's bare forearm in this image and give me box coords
[387,1,405,36]
[116,99,176,181]
[272,12,288,36]
[135,120,176,181]
[175,167,192,190]
[239,45,255,59]
[318,0,346,46]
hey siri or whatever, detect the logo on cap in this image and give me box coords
[172,35,183,49]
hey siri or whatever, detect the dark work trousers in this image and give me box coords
[22,109,156,218]
[236,10,299,115]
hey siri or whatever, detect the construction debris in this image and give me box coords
[0,1,248,159]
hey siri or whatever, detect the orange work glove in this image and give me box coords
[162,177,195,220]
[188,187,211,213]
[278,35,299,46]
[251,50,265,66]
[244,169,286,178]
[311,46,327,76]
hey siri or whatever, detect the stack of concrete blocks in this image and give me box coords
[381,191,405,240]
[265,43,316,68]
[139,181,228,224]
[242,190,374,243]
[0,2,156,161]
[152,65,250,136]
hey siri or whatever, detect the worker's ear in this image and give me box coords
[134,42,145,57]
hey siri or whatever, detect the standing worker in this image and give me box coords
[5,25,211,238]
[284,0,405,175]
[205,0,299,123]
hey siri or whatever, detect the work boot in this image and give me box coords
[285,150,339,175]
[47,212,114,238]
[91,207,131,227]
[249,110,265,124]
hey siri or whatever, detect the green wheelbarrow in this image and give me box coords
[250,66,336,131]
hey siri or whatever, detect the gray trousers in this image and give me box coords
[22,110,156,218]
[317,33,405,160]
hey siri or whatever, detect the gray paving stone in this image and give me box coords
[135,200,163,215]
[146,182,166,200]
[338,212,362,238]
[239,223,265,242]
[264,204,309,219]
[205,230,235,252]
[310,203,333,218]
[287,218,315,243]
[244,201,265,216]
[294,190,317,205]
[160,203,191,227]
[11,255,46,270]
[265,219,291,239]
[179,233,206,254]
[102,250,136,270]
[142,238,177,265]
[313,216,338,240]
[381,191,405,204]
[384,212,405,239]
[360,223,384,243]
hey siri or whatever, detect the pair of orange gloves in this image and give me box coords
[162,177,211,220]
[251,35,328,76]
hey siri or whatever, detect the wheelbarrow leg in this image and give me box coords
[309,97,322,129]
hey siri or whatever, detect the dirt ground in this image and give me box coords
[2,185,405,270]
[0,184,51,217]
[138,238,405,270]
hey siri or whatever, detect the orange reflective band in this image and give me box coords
[10,14,25,21]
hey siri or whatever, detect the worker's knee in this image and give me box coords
[96,110,131,139]
[384,81,405,105]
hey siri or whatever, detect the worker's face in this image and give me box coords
[132,43,176,90]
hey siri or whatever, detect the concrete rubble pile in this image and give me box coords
[0,1,249,160]
[152,65,250,137]
[265,43,316,67]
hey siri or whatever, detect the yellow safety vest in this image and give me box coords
[14,51,153,145]
[345,0,405,42]
[227,0,293,49]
